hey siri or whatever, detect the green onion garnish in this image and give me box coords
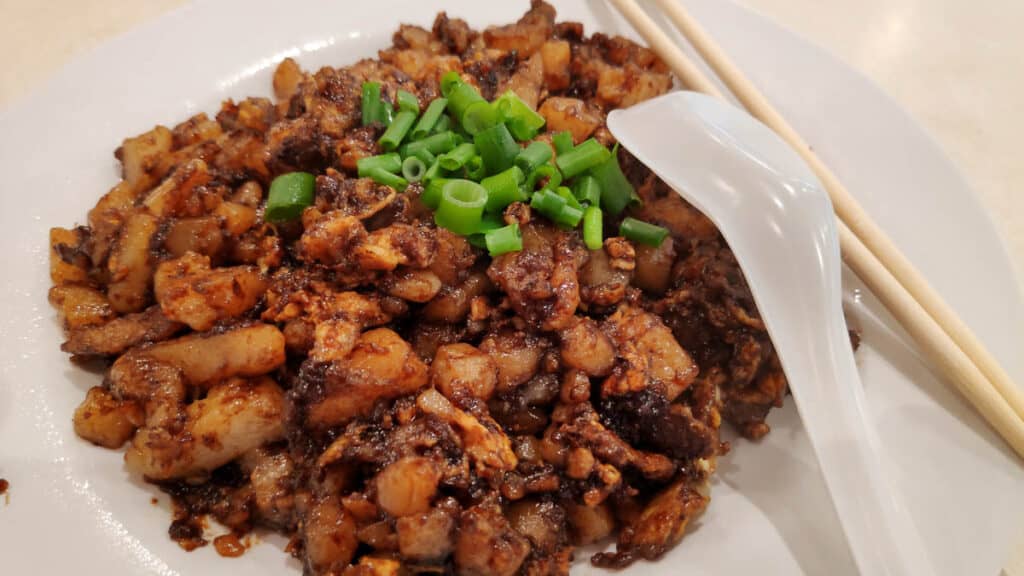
[421,177,447,209]
[406,131,458,157]
[423,160,443,184]
[556,186,582,210]
[435,179,487,235]
[620,217,668,247]
[379,110,418,152]
[402,156,427,183]
[554,204,584,228]
[481,166,525,213]
[411,98,449,140]
[432,114,452,134]
[476,211,505,234]
[525,163,562,193]
[447,82,486,126]
[573,175,602,206]
[407,146,436,167]
[356,79,638,254]
[361,82,380,126]
[556,138,612,179]
[484,223,523,256]
[462,101,501,135]
[396,90,420,114]
[515,141,553,174]
[529,188,567,220]
[361,82,391,126]
[439,142,477,171]
[265,172,315,222]
[494,91,546,141]
[592,145,637,215]
[582,206,603,250]
[464,155,487,180]
[474,123,520,175]
[357,153,402,177]
[440,71,462,97]
[365,167,408,191]
[552,131,574,155]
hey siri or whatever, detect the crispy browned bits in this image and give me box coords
[47,1,789,573]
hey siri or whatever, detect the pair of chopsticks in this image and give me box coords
[607,0,1024,459]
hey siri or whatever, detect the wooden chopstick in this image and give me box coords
[646,0,1024,427]
[839,223,1024,457]
[606,0,1024,458]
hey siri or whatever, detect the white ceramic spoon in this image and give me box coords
[608,91,935,576]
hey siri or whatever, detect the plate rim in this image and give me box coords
[0,0,1021,574]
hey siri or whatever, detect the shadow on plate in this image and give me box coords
[716,412,857,575]
[842,268,1015,462]
[120,464,304,572]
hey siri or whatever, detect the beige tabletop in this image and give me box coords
[2,0,1022,572]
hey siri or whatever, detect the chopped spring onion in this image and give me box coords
[556,138,612,179]
[474,123,519,175]
[421,177,447,209]
[465,155,487,180]
[582,206,603,250]
[411,98,449,140]
[422,160,443,183]
[477,211,505,233]
[484,223,523,256]
[552,131,574,156]
[462,101,501,135]
[494,91,546,141]
[396,90,420,114]
[407,146,436,167]
[525,163,562,193]
[447,82,487,125]
[481,166,525,213]
[573,175,602,206]
[361,82,380,125]
[405,131,459,157]
[435,179,487,235]
[529,188,568,220]
[361,82,391,126]
[515,141,553,173]
[357,153,402,177]
[365,167,408,191]
[432,114,452,134]
[379,110,418,151]
[402,156,427,183]
[556,186,581,210]
[592,145,638,215]
[554,204,584,228]
[439,142,477,171]
[358,79,627,253]
[440,71,462,97]
[620,217,669,247]
[265,172,315,222]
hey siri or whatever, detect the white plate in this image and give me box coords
[0,0,1021,574]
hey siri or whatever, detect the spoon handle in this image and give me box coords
[776,244,936,576]
[607,90,935,574]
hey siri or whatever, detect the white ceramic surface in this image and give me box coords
[0,1,1021,575]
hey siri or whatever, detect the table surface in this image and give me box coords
[2,0,1022,572]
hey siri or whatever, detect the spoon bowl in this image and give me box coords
[608,91,934,576]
